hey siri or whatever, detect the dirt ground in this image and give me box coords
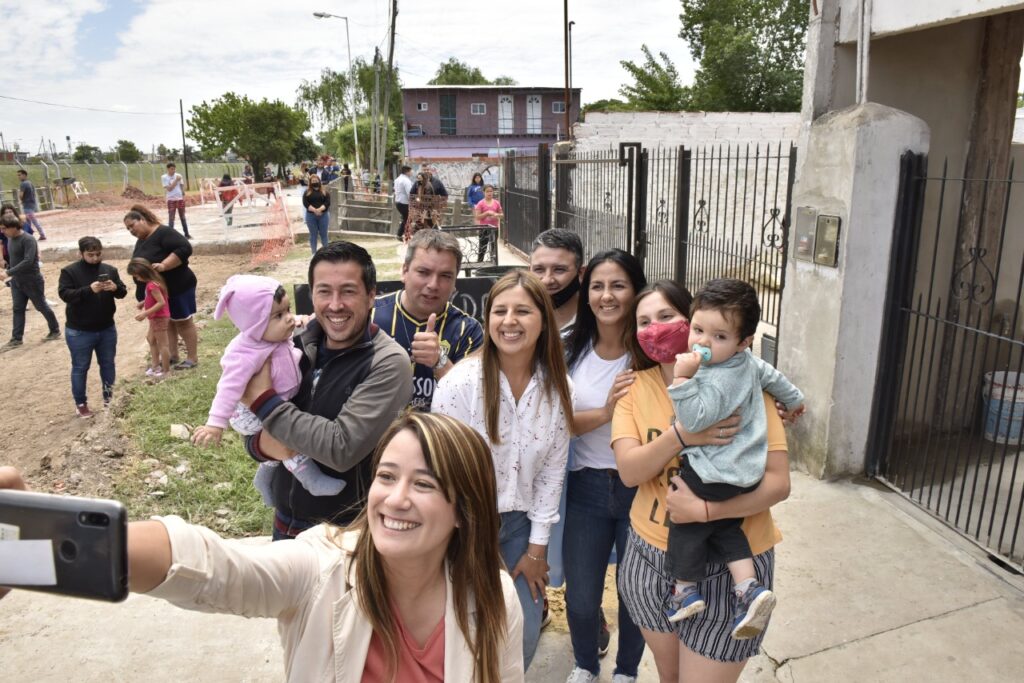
[0,251,255,495]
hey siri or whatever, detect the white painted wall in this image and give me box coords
[573,112,800,152]
[838,0,1024,42]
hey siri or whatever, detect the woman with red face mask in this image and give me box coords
[611,279,792,683]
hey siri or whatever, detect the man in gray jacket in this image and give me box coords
[243,241,413,539]
[1,216,60,350]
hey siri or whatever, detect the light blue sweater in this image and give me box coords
[668,349,803,487]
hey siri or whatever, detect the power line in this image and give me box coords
[0,94,177,116]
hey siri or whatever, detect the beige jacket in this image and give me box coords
[148,516,524,682]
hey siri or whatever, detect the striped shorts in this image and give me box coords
[617,526,775,662]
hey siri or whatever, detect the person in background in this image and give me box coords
[302,175,331,255]
[126,257,172,379]
[57,236,128,418]
[160,163,191,239]
[466,172,485,208]
[473,184,503,263]
[393,165,414,241]
[341,163,352,193]
[16,169,46,240]
[0,412,525,681]
[530,228,586,334]
[218,174,239,227]
[1,215,60,351]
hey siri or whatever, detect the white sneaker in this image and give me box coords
[612,675,638,683]
[566,667,597,683]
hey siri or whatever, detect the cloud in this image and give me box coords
[0,0,696,152]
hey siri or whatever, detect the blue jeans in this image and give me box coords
[499,510,543,671]
[563,467,645,677]
[304,211,330,254]
[65,326,117,406]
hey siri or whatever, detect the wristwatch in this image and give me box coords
[434,347,449,370]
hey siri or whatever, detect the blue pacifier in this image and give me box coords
[693,344,712,363]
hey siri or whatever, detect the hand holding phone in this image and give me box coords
[97,273,110,283]
[0,488,128,602]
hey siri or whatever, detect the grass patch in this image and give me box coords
[112,317,270,537]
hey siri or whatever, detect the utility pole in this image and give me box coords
[380,0,398,178]
[563,0,571,140]
[179,99,191,190]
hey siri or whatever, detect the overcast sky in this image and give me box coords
[0,0,697,154]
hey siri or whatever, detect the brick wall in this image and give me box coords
[573,111,801,151]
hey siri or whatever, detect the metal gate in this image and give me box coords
[869,151,1024,571]
[502,145,550,255]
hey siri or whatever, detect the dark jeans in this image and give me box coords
[395,202,409,237]
[10,276,59,341]
[666,457,758,582]
[304,211,330,254]
[65,325,117,406]
[564,467,646,677]
[168,204,189,236]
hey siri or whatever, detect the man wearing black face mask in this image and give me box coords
[529,228,585,335]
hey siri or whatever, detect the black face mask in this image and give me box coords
[551,275,582,308]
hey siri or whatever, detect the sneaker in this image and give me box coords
[541,595,551,629]
[598,610,611,658]
[730,581,776,640]
[38,236,47,241]
[1,339,23,351]
[665,584,706,623]
[168,357,181,366]
[565,667,597,683]
[145,367,159,377]
[612,676,638,683]
[174,359,198,370]
[76,403,94,419]
[43,330,61,341]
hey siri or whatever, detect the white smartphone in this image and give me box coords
[0,490,128,602]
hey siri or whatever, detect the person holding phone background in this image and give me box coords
[57,237,128,418]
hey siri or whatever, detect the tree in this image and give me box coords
[328,115,402,168]
[296,68,352,132]
[679,0,808,112]
[492,75,518,85]
[156,144,180,161]
[291,135,321,164]
[72,144,102,163]
[619,45,688,110]
[581,98,634,117]
[428,57,490,85]
[115,139,142,163]
[187,93,310,180]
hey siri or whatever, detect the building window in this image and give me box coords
[552,101,566,114]
[498,95,514,135]
[471,103,486,115]
[527,95,542,134]
[417,102,428,111]
[440,94,457,135]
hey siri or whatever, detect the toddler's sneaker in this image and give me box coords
[731,580,776,640]
[665,584,706,623]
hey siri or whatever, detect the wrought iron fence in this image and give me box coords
[870,152,1024,571]
[503,145,550,255]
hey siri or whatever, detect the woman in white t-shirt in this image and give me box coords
[433,270,574,671]
[561,249,648,682]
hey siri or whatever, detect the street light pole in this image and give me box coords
[314,11,360,170]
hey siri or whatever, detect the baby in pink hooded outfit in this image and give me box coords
[192,274,344,503]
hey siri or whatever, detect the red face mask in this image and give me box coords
[636,319,691,364]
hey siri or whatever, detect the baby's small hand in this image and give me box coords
[192,425,223,447]
[779,403,807,425]
[673,352,701,379]
[294,314,311,329]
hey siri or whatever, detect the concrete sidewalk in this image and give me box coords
[4,473,1023,682]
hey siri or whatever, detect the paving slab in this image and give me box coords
[776,598,1024,682]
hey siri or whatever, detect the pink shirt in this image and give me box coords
[475,198,502,228]
[144,281,170,319]
[360,604,445,683]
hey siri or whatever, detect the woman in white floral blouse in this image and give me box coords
[433,269,574,671]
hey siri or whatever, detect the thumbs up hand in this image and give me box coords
[411,312,442,368]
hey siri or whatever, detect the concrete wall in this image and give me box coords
[573,111,800,152]
[838,0,1024,42]
[405,136,553,158]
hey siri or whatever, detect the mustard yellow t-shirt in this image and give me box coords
[611,365,786,556]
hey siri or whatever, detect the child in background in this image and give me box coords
[126,258,171,378]
[191,274,345,505]
[665,278,804,640]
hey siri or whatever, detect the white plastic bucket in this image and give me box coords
[982,371,1024,445]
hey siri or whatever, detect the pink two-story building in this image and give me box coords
[402,85,582,158]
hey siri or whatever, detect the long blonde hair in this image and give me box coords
[347,413,506,683]
[482,270,573,443]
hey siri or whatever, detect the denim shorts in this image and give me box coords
[167,287,197,321]
[618,527,775,662]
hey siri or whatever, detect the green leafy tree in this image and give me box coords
[291,135,321,164]
[428,57,490,85]
[329,115,403,167]
[619,45,688,110]
[492,75,518,85]
[72,144,102,163]
[115,139,142,163]
[187,93,310,180]
[679,0,807,112]
[296,68,352,132]
[581,98,635,117]
[156,144,180,161]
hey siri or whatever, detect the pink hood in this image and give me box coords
[214,274,282,341]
